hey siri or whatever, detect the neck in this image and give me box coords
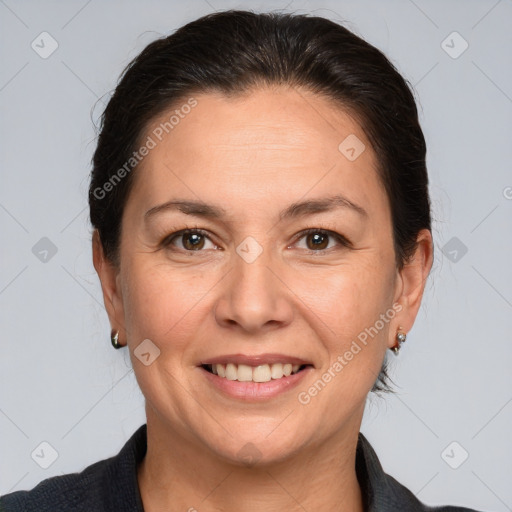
[137,404,365,512]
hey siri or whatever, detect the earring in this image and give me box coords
[111,329,122,349]
[392,327,407,355]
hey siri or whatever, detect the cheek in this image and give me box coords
[120,261,197,344]
[290,268,393,433]
[120,257,225,362]
[299,259,393,331]
[296,261,393,381]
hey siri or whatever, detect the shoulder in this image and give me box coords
[378,472,484,512]
[356,432,485,512]
[0,457,113,512]
[0,424,147,512]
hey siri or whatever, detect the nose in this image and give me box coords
[214,247,294,334]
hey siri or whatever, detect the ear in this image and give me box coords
[389,229,434,349]
[92,230,127,347]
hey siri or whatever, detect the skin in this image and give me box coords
[93,85,433,512]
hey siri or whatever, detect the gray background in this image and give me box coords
[1,0,511,510]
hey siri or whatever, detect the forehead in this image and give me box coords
[129,86,387,220]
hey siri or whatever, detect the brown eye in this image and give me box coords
[295,229,350,252]
[305,232,329,250]
[181,232,205,250]
[164,229,216,251]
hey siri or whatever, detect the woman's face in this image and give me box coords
[96,86,430,465]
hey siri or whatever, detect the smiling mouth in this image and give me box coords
[201,363,312,383]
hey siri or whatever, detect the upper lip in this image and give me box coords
[199,353,314,367]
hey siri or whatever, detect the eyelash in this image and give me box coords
[161,226,351,254]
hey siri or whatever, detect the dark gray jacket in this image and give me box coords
[0,424,483,511]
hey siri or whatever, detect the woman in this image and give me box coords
[0,9,483,512]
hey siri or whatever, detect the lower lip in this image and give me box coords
[199,366,313,401]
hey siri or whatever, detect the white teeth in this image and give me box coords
[226,363,237,381]
[237,364,253,382]
[253,364,271,383]
[209,362,304,383]
[270,363,283,379]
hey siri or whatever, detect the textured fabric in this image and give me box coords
[0,424,482,511]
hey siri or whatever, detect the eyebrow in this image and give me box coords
[144,194,368,222]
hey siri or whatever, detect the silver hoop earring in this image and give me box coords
[392,328,407,355]
[111,329,122,349]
